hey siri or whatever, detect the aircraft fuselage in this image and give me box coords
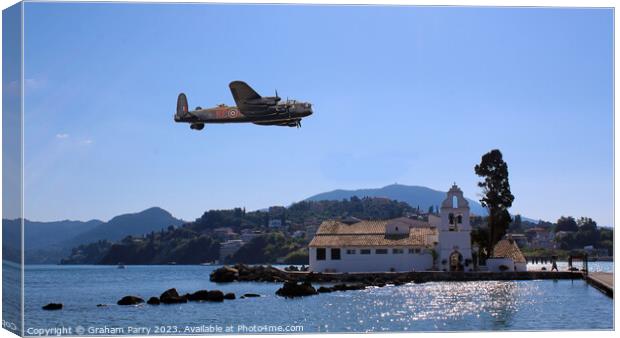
[174,101,313,124]
[174,81,313,130]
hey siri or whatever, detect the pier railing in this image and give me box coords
[524,253,589,275]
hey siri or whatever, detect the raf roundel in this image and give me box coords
[228,109,238,118]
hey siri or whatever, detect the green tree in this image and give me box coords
[556,216,578,232]
[471,227,490,261]
[474,149,515,255]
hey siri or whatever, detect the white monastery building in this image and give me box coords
[309,184,475,273]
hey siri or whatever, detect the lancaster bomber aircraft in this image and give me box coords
[174,81,313,131]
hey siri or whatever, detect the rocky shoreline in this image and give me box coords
[209,264,582,285]
[42,265,583,310]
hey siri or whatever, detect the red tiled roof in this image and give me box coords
[309,220,436,248]
[492,239,526,263]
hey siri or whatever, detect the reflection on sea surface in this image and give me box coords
[20,263,613,333]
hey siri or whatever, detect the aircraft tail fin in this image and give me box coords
[229,81,261,109]
[176,93,189,118]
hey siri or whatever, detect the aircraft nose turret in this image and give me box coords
[303,102,313,117]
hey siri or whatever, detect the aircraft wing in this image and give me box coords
[229,81,261,111]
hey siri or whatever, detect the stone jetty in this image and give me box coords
[585,272,614,298]
[210,265,581,285]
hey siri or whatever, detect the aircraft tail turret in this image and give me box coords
[176,93,189,119]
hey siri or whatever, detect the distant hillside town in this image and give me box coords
[53,193,611,266]
[4,164,612,266]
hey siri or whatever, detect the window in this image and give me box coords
[415,248,421,254]
[331,248,341,260]
[408,248,415,254]
[316,248,326,261]
[376,249,388,254]
[408,248,422,254]
[360,249,371,255]
[346,249,356,255]
[449,213,455,225]
[393,248,404,254]
[457,215,463,224]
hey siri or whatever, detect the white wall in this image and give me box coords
[486,258,514,272]
[486,258,527,272]
[309,247,433,273]
[515,262,527,272]
[438,231,473,271]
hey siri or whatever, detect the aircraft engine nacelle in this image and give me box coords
[245,97,280,106]
[190,123,204,131]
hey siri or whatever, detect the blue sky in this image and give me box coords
[19,3,613,226]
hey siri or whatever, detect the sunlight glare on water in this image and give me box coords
[17,264,614,334]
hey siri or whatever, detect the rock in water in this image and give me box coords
[224,293,236,300]
[317,286,333,293]
[160,288,179,299]
[159,288,187,304]
[209,266,238,283]
[275,281,318,298]
[206,290,224,302]
[147,297,160,305]
[332,283,366,291]
[42,303,63,310]
[212,264,291,282]
[187,290,210,302]
[117,296,144,306]
[242,293,260,298]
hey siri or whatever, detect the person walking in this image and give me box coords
[551,256,558,271]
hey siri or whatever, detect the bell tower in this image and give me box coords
[437,184,473,271]
[439,184,471,232]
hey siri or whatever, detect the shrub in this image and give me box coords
[282,248,309,265]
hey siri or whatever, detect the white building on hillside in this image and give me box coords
[308,184,474,273]
[219,239,245,263]
[268,219,283,228]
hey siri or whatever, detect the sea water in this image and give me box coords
[4,262,613,335]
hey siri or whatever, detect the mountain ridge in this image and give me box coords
[61,207,184,248]
[305,183,489,216]
[3,207,184,264]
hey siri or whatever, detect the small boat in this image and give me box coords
[117,263,126,269]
